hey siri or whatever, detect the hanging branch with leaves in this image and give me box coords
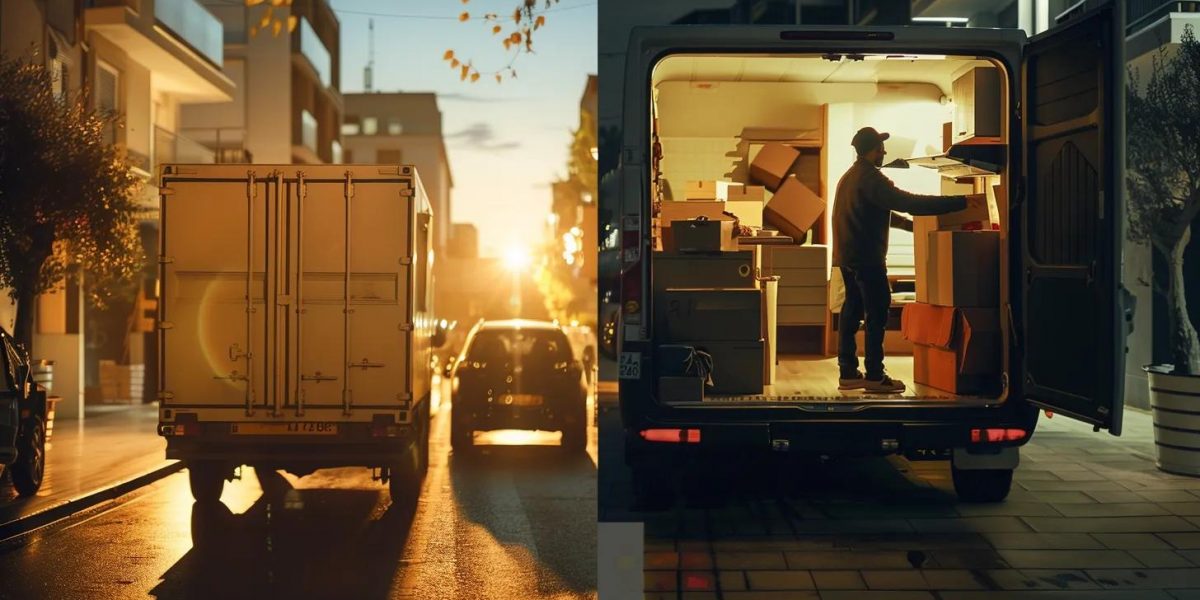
[444,0,560,83]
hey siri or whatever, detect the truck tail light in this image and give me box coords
[970,428,1027,443]
[639,428,700,443]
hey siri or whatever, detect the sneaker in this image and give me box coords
[838,370,868,390]
[865,373,906,394]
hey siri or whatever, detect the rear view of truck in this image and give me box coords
[157,164,437,505]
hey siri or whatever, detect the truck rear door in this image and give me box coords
[1018,2,1128,434]
[160,165,416,421]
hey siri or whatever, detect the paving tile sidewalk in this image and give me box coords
[0,403,179,536]
[623,407,1200,599]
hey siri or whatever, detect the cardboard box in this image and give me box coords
[654,251,759,293]
[684,180,741,201]
[927,231,999,307]
[852,330,914,355]
[725,185,766,203]
[763,176,825,241]
[765,244,828,270]
[750,143,800,190]
[670,218,737,252]
[660,288,763,341]
[659,200,726,223]
[693,339,765,395]
[911,194,991,232]
[658,376,704,403]
[779,286,827,305]
[901,303,1001,394]
[725,200,764,228]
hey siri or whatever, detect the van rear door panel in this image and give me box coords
[1019,2,1126,434]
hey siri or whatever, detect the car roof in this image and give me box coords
[477,319,563,332]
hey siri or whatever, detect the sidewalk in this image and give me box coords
[0,403,180,538]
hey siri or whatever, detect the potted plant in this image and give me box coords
[1127,26,1200,475]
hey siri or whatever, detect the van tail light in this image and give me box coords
[639,428,701,443]
[970,428,1027,443]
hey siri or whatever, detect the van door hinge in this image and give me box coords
[398,323,414,331]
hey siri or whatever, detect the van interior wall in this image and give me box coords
[654,79,953,307]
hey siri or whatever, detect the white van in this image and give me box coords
[615,2,1134,504]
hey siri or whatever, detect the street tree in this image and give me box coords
[0,54,143,356]
[1128,25,1200,375]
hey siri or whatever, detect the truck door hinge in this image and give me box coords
[157,391,175,401]
[159,187,175,196]
[158,321,174,330]
[158,256,174,265]
[400,188,414,198]
[400,257,413,265]
[398,323,414,331]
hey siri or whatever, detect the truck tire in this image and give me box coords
[11,416,45,497]
[561,409,587,453]
[451,409,472,454]
[188,461,226,504]
[952,467,1013,503]
[389,443,424,508]
[631,464,676,511]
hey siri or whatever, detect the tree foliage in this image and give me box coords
[0,53,143,353]
[1127,25,1200,374]
[444,0,560,83]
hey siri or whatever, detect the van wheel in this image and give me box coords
[952,467,1013,503]
[11,416,45,497]
[188,461,226,504]
[632,465,676,511]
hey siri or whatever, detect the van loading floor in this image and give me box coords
[705,355,993,403]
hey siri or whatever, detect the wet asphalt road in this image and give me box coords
[0,379,598,600]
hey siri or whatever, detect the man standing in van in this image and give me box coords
[833,127,984,393]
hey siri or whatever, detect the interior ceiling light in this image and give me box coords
[912,16,969,26]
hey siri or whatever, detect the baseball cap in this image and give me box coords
[851,127,890,155]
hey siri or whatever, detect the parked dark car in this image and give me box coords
[0,327,49,496]
[450,320,588,452]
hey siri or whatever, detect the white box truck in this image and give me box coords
[156,164,442,504]
[616,2,1136,504]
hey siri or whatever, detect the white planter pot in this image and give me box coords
[1147,365,1200,477]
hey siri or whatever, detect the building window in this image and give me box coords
[51,58,68,102]
[299,17,332,87]
[362,117,378,135]
[96,61,119,145]
[376,149,402,164]
[331,139,343,164]
[387,119,403,135]
[301,109,318,152]
[341,118,360,136]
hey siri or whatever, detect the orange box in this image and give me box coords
[901,303,1001,395]
[763,176,825,241]
[750,143,800,190]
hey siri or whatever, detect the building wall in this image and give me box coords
[244,13,294,163]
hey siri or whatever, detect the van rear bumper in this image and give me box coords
[625,409,1037,464]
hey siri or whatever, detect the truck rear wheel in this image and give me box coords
[11,416,45,497]
[952,467,1013,503]
[188,461,226,503]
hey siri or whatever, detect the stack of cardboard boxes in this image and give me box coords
[651,143,832,398]
[901,197,1001,395]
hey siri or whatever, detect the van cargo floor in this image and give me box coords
[703,356,995,404]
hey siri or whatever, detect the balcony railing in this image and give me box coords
[1128,1,1200,35]
[154,126,214,173]
[176,127,253,163]
[299,17,332,87]
[155,0,224,67]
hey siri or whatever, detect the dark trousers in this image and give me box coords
[838,266,891,379]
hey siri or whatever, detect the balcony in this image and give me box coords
[1126,1,1200,62]
[175,127,254,164]
[85,0,234,103]
[153,126,214,174]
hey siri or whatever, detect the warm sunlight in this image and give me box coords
[503,244,532,272]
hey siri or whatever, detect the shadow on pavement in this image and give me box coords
[150,469,416,600]
[450,444,597,596]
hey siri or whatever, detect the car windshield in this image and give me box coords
[467,329,572,365]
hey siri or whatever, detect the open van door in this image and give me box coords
[1019,1,1126,434]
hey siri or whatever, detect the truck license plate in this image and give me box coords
[230,422,339,435]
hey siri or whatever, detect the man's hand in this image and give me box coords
[965,193,987,212]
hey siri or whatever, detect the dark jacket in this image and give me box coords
[832,158,968,268]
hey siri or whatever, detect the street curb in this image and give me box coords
[0,460,185,542]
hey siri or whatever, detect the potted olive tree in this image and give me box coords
[1127,26,1200,475]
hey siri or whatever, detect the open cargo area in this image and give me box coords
[649,53,1013,406]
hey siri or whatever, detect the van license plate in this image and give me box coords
[230,422,339,435]
[619,352,641,379]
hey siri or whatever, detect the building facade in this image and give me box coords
[182,0,342,165]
